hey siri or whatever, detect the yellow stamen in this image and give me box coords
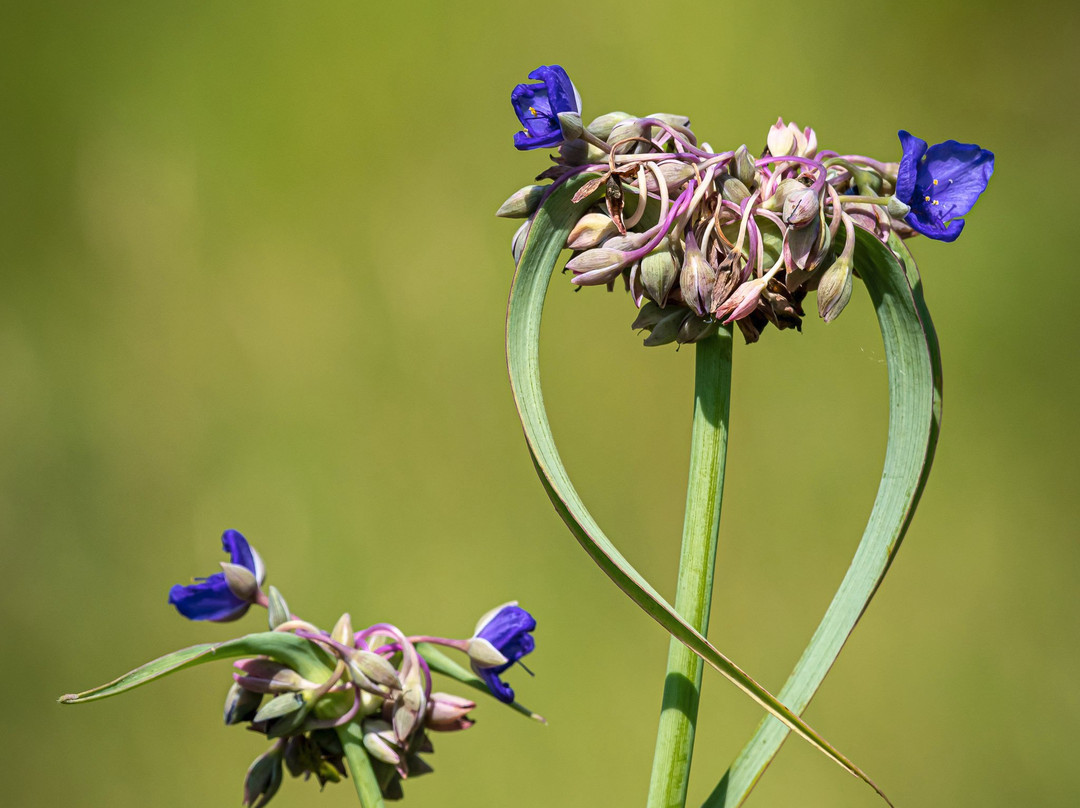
[528,106,539,117]
[933,200,939,205]
[933,179,939,185]
[924,195,931,202]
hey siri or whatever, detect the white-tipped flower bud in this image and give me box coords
[734,145,757,188]
[266,585,290,630]
[587,111,634,140]
[640,242,680,307]
[767,117,796,157]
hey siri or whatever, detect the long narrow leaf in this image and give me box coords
[338,720,387,808]
[59,631,336,704]
[705,230,942,806]
[505,176,892,805]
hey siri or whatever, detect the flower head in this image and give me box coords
[469,602,536,703]
[511,65,581,150]
[168,529,266,622]
[894,130,994,242]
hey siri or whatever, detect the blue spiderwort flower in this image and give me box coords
[895,130,994,242]
[511,65,581,150]
[168,529,266,622]
[468,602,536,703]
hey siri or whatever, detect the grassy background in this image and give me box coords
[3,1,1078,806]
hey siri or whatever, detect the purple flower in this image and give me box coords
[168,530,266,622]
[469,602,536,703]
[511,65,581,150]
[895,130,994,242]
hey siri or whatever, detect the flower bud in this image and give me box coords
[567,213,618,251]
[782,185,820,228]
[392,684,426,744]
[496,185,545,219]
[220,562,259,603]
[426,692,476,731]
[716,278,766,323]
[719,174,750,204]
[639,241,680,307]
[608,119,648,148]
[266,585,290,630]
[647,112,692,129]
[817,257,853,323]
[348,649,403,691]
[235,659,314,694]
[587,111,634,140]
[511,220,531,264]
[224,681,264,725]
[566,248,627,286]
[733,145,757,188]
[644,162,696,194]
[767,117,796,157]
[242,748,283,808]
[679,231,717,317]
[361,719,401,766]
[253,692,306,723]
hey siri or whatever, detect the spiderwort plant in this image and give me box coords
[60,530,542,807]
[501,64,991,807]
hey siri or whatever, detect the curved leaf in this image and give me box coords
[505,176,892,805]
[59,631,336,704]
[705,230,942,806]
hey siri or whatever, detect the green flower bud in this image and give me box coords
[242,747,283,808]
[220,562,259,603]
[347,649,403,691]
[361,719,401,766]
[496,185,545,218]
[817,257,854,323]
[587,111,634,140]
[886,195,911,218]
[644,162,696,194]
[677,314,719,344]
[640,241,680,307]
[266,586,290,630]
[733,145,757,188]
[557,111,584,141]
[643,306,689,347]
[224,681,264,726]
[719,174,751,204]
[254,692,306,724]
[630,301,666,331]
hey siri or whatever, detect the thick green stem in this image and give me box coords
[337,721,386,808]
[646,326,733,808]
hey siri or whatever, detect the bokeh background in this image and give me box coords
[4,1,1078,806]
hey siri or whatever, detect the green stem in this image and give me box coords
[336,721,386,808]
[646,326,733,808]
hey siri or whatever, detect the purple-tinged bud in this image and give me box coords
[266,585,290,630]
[640,240,680,307]
[392,685,425,745]
[817,257,853,323]
[587,111,633,140]
[235,659,315,694]
[426,692,477,731]
[719,174,751,204]
[733,145,757,188]
[764,178,807,212]
[242,747,284,808]
[716,278,767,323]
[331,614,354,647]
[496,185,545,219]
[361,719,401,766]
[644,162,696,194]
[511,220,531,264]
[631,301,666,331]
[608,118,648,147]
[784,218,821,273]
[348,649,403,691]
[643,306,689,347]
[220,562,259,603]
[566,248,628,286]
[603,230,651,252]
[647,112,691,129]
[557,111,584,142]
[679,232,717,317]
[783,185,820,228]
[567,213,618,250]
[224,681,264,726]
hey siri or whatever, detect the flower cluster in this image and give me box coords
[168,531,538,806]
[500,65,994,345]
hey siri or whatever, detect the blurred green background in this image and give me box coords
[3,1,1078,806]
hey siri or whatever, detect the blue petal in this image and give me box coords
[895,130,927,204]
[476,605,536,661]
[529,65,579,116]
[475,664,516,704]
[921,140,994,218]
[511,65,580,151]
[906,211,965,242]
[168,575,248,621]
[223,529,257,573]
